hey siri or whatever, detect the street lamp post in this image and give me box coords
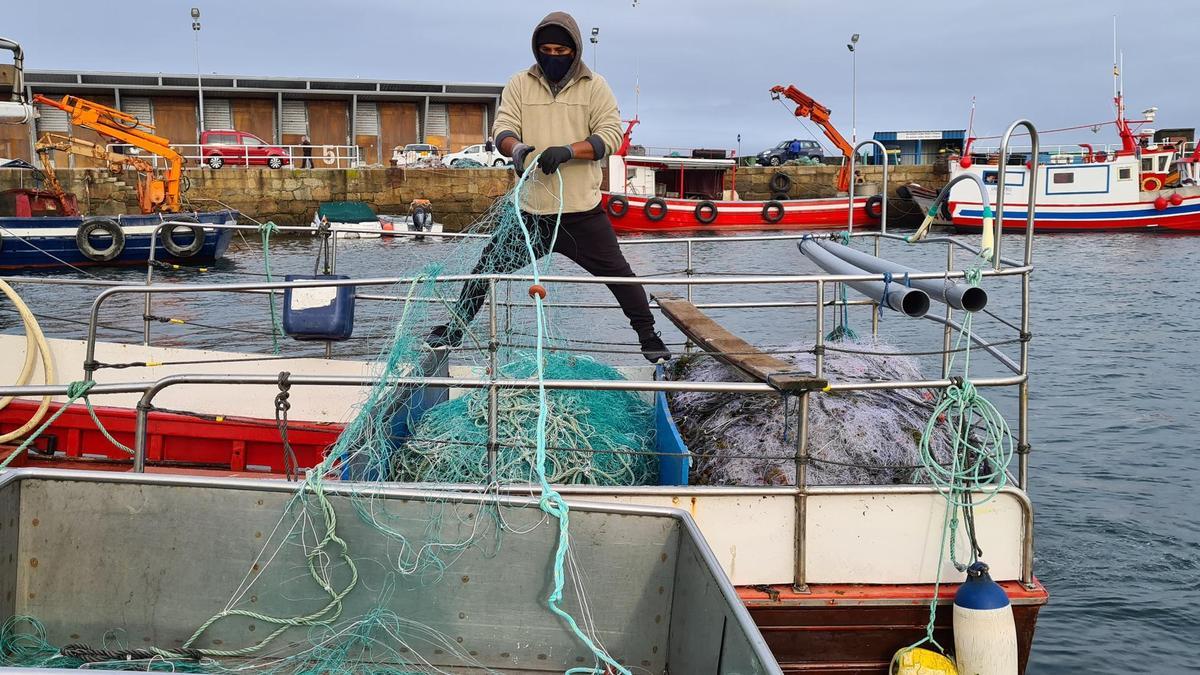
[192,8,204,133]
[847,33,859,144]
[590,27,599,71]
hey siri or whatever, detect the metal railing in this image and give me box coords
[0,125,1042,590]
[104,143,362,169]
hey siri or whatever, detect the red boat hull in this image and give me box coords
[603,193,880,233]
[1,399,339,473]
[950,194,1200,232]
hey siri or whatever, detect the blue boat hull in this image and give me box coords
[0,210,238,270]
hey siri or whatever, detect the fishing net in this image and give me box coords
[671,337,955,485]
[0,168,652,673]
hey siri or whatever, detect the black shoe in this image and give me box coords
[638,331,672,364]
[426,324,463,348]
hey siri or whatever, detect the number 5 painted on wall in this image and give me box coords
[322,146,336,165]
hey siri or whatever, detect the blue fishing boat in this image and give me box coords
[0,188,237,271]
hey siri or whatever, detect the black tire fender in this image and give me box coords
[161,215,206,258]
[761,200,785,224]
[865,194,884,220]
[644,197,668,222]
[769,171,792,194]
[607,194,630,218]
[694,200,718,224]
[75,217,125,262]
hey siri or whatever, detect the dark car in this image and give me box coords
[757,139,824,166]
[200,130,290,169]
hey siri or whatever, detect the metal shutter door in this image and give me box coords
[203,98,232,130]
[120,97,154,127]
[425,104,448,136]
[281,100,308,135]
[34,103,68,134]
[354,101,378,135]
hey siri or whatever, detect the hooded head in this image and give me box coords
[531,12,585,90]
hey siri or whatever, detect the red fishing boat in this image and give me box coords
[602,104,883,234]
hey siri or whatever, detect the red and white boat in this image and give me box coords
[942,91,1200,233]
[602,119,882,233]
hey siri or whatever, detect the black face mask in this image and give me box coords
[536,52,573,83]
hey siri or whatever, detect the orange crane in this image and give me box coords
[769,85,855,193]
[31,94,183,213]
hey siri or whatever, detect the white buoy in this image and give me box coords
[953,561,1018,675]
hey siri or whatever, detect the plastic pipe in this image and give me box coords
[814,239,987,312]
[798,239,929,318]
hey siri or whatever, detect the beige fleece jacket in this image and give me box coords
[492,12,623,215]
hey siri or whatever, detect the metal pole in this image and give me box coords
[487,280,499,483]
[133,400,150,472]
[192,14,204,135]
[143,224,157,345]
[942,242,954,378]
[684,240,694,353]
[793,390,810,593]
[793,280,824,593]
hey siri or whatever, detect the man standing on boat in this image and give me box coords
[429,11,671,363]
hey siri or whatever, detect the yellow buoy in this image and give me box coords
[892,646,958,675]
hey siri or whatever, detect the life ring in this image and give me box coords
[864,194,884,220]
[769,172,792,194]
[694,201,718,224]
[161,215,206,258]
[75,218,125,262]
[644,197,668,222]
[1142,176,1163,192]
[761,200,785,224]
[606,194,629,218]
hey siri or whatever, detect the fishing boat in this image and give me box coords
[602,117,882,234]
[939,86,1200,232]
[1,159,1048,671]
[0,188,237,270]
[313,200,445,239]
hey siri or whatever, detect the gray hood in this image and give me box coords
[529,11,590,91]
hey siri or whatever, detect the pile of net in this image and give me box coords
[670,337,954,485]
[391,350,656,485]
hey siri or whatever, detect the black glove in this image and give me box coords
[537,145,574,174]
[511,143,535,174]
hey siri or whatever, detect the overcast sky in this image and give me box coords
[7,1,1194,154]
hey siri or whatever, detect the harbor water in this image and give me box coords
[2,228,1197,674]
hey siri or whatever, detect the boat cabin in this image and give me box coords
[608,154,739,201]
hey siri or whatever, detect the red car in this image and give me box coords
[200,130,290,169]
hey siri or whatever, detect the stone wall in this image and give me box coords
[0,167,517,230]
[0,163,947,229]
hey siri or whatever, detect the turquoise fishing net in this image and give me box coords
[1,172,652,673]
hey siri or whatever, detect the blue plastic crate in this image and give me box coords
[655,365,691,486]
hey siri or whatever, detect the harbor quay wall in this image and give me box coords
[0,165,947,229]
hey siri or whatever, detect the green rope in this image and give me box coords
[510,158,630,675]
[904,258,1014,655]
[0,381,135,471]
[825,234,858,342]
[260,221,283,354]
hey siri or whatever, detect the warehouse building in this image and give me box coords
[0,69,503,166]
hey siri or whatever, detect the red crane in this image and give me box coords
[769,85,855,192]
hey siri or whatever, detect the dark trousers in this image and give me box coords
[450,206,656,338]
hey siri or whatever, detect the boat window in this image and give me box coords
[1158,155,1170,172]
[983,170,998,185]
[1052,172,1074,184]
[1118,167,1132,180]
[1142,158,1154,172]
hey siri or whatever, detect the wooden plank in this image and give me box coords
[655,294,826,392]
